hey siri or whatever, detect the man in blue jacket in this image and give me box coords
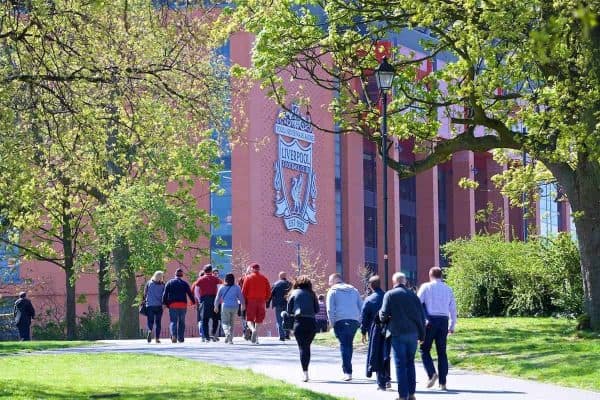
[379,272,425,400]
[360,276,390,390]
[162,268,196,343]
[269,271,292,341]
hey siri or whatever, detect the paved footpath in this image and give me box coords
[49,337,599,400]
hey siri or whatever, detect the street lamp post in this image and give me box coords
[374,56,395,291]
[285,240,302,275]
[522,127,528,242]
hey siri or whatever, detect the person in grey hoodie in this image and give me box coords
[144,271,166,343]
[326,273,363,381]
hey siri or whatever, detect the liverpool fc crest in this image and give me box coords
[273,104,317,234]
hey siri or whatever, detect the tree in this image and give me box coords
[236,1,600,330]
[291,247,328,297]
[0,0,233,337]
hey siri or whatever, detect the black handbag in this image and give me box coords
[281,311,295,330]
[139,301,148,316]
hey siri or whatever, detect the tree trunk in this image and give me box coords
[98,253,111,316]
[113,237,139,338]
[568,161,600,331]
[62,212,77,340]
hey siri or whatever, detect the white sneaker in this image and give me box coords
[251,330,258,344]
[342,374,352,382]
[302,371,309,382]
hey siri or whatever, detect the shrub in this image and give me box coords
[32,321,66,340]
[443,233,582,317]
[78,308,115,340]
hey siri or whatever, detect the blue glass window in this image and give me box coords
[210,41,232,273]
[539,183,559,237]
[0,235,20,284]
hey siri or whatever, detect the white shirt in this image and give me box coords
[417,279,457,331]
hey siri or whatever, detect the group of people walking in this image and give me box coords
[362,267,457,400]
[141,264,456,400]
[143,262,271,345]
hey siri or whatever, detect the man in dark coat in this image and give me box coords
[269,271,292,341]
[360,275,391,391]
[13,292,35,341]
[379,272,425,400]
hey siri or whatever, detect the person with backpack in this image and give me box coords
[287,276,320,382]
[214,273,245,344]
[143,271,165,343]
[162,268,196,343]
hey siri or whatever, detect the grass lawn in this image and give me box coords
[0,353,344,400]
[0,340,91,355]
[448,318,599,391]
[314,317,600,391]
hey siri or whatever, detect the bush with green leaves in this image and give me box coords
[443,233,582,317]
[77,309,116,341]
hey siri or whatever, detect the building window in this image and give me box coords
[363,143,378,271]
[335,133,343,274]
[539,183,559,237]
[399,175,417,285]
[0,236,20,285]
[210,41,232,273]
[438,168,449,267]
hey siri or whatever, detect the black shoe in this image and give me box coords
[147,331,152,343]
[178,339,184,343]
[171,336,177,343]
[279,338,285,341]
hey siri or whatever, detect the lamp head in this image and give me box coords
[375,56,395,91]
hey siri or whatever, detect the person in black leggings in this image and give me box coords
[286,276,320,382]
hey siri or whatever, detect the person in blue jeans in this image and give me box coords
[269,271,292,341]
[379,272,425,400]
[417,267,457,390]
[162,268,196,343]
[326,273,363,381]
[143,271,165,343]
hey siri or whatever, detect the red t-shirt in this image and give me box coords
[193,275,222,297]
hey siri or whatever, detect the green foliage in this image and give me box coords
[236,0,600,329]
[0,1,235,334]
[77,309,115,341]
[32,308,116,340]
[32,322,67,341]
[443,233,582,317]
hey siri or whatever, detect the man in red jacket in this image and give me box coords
[242,263,271,344]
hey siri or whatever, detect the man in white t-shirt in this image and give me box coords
[417,267,457,391]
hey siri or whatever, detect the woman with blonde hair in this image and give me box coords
[144,270,165,343]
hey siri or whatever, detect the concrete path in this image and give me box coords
[49,337,599,400]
